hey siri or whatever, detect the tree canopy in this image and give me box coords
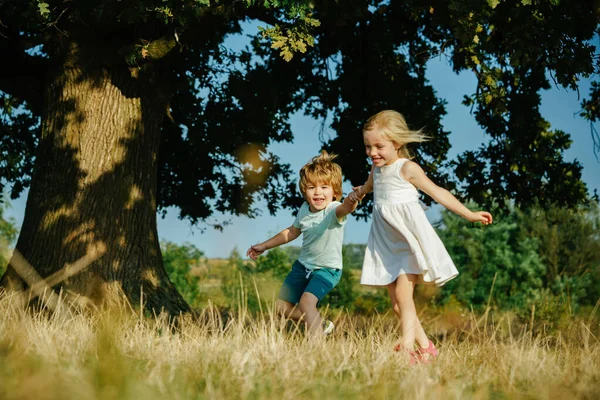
[1,1,598,221]
[0,1,599,312]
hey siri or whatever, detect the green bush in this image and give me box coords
[161,241,204,307]
[436,202,600,321]
[353,290,390,315]
[340,244,366,269]
[222,249,265,313]
[321,246,358,311]
[522,203,600,307]
[0,200,18,276]
[254,247,291,280]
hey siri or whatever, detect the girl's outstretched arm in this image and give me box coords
[350,165,375,202]
[401,161,493,225]
[246,225,301,260]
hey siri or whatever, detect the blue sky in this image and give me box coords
[155,58,599,257]
[162,56,600,258]
[5,46,600,259]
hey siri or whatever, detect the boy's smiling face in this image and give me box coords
[305,181,334,213]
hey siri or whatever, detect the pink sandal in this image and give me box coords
[393,343,419,365]
[416,340,438,363]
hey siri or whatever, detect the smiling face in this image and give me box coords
[363,126,400,167]
[298,151,343,210]
[304,181,335,212]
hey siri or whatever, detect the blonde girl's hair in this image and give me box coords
[299,150,343,201]
[363,110,429,159]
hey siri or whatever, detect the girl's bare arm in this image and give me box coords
[402,161,493,224]
[350,165,375,202]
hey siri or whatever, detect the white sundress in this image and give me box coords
[360,158,459,287]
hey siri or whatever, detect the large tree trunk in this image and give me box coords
[0,41,191,316]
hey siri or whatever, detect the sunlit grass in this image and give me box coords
[0,291,598,400]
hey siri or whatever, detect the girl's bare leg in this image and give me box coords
[386,274,430,349]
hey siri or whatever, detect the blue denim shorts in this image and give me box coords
[278,260,342,304]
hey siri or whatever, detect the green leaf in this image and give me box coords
[37,1,50,17]
[487,0,501,9]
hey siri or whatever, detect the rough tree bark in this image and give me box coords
[0,40,191,315]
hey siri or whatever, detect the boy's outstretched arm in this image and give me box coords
[336,193,361,219]
[246,225,301,260]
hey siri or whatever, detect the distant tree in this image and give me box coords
[222,248,262,312]
[437,202,600,313]
[341,244,367,270]
[282,246,301,264]
[161,241,204,308]
[0,201,18,275]
[321,246,357,311]
[255,247,291,280]
[439,208,547,310]
[522,203,600,307]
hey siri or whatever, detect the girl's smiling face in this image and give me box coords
[363,127,400,167]
[305,181,334,212]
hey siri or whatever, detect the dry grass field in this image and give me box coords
[0,289,598,400]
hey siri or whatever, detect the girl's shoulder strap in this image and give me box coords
[396,158,414,182]
[395,158,410,171]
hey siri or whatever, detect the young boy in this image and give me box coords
[246,151,359,335]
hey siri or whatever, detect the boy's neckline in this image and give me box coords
[307,201,332,214]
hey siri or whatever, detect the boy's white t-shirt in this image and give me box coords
[293,201,347,270]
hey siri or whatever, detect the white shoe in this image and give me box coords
[323,320,334,336]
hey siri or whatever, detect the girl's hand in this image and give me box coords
[349,186,365,203]
[246,244,266,260]
[469,211,493,225]
[347,191,359,203]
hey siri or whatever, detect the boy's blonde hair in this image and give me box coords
[299,150,343,201]
[363,110,429,159]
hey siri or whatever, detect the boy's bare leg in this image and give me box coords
[276,299,304,321]
[298,292,322,334]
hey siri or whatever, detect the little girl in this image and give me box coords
[350,110,492,364]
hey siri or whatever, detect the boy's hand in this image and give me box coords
[246,244,266,260]
[468,211,493,225]
[348,186,365,203]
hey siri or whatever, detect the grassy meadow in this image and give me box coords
[0,282,599,400]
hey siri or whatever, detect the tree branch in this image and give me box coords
[0,41,46,114]
[119,34,178,65]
